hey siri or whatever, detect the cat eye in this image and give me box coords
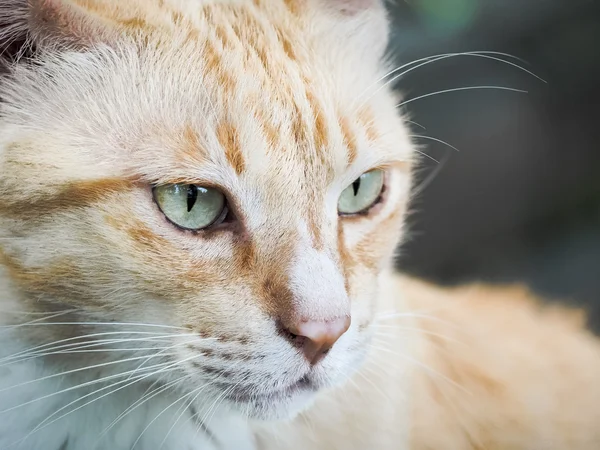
[153,184,228,231]
[338,169,384,215]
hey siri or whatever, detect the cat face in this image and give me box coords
[0,0,414,420]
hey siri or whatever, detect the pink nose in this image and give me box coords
[281,317,351,365]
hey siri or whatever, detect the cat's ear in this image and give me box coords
[30,0,119,46]
[314,0,390,63]
[0,0,116,60]
[325,0,384,16]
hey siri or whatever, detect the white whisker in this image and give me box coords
[357,50,532,102]
[0,321,189,330]
[410,134,461,153]
[0,332,205,365]
[0,336,189,367]
[405,119,426,130]
[129,383,207,450]
[158,383,207,450]
[0,309,77,316]
[413,149,439,163]
[354,368,390,401]
[15,351,208,446]
[373,326,461,344]
[6,365,177,450]
[0,353,180,401]
[176,360,249,443]
[375,312,459,329]
[411,148,453,197]
[30,371,170,438]
[124,338,201,382]
[369,341,471,396]
[97,375,188,445]
[398,86,527,109]
[355,51,545,112]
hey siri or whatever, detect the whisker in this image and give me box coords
[405,119,427,130]
[19,346,179,355]
[158,383,208,450]
[413,149,439,164]
[202,372,253,430]
[410,134,460,153]
[129,383,208,450]
[369,341,471,396]
[0,331,203,364]
[375,312,459,329]
[353,368,391,401]
[360,361,411,402]
[398,86,527,109]
[361,50,532,101]
[6,367,174,450]
[0,321,189,330]
[0,308,78,316]
[0,353,181,401]
[175,361,250,442]
[343,375,367,402]
[393,52,544,88]
[355,51,545,112]
[373,327,461,344]
[372,331,459,354]
[29,370,172,438]
[0,310,80,337]
[97,375,188,444]
[0,336,190,367]
[18,366,183,450]
[125,350,244,449]
[411,146,453,197]
[124,338,200,382]
[15,351,208,446]
[198,383,239,435]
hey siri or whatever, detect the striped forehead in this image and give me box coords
[46,0,387,185]
[155,4,382,190]
[196,4,348,172]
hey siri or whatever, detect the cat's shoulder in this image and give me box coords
[389,274,600,450]
[392,273,590,334]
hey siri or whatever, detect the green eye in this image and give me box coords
[338,170,384,215]
[153,184,227,231]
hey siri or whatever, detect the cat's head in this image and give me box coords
[0,0,414,420]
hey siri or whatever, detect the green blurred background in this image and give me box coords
[386,0,600,329]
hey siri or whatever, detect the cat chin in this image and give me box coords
[244,393,316,422]
[223,382,319,421]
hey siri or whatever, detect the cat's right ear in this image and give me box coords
[0,0,116,62]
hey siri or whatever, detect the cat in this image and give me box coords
[0,0,599,449]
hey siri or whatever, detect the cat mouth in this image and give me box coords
[224,375,316,404]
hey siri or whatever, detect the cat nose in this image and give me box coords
[281,317,351,365]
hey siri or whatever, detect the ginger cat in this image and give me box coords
[0,0,598,449]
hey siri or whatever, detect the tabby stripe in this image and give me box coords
[0,178,135,219]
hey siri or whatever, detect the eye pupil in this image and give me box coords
[186,185,198,212]
[154,184,227,231]
[338,169,384,216]
[352,179,361,196]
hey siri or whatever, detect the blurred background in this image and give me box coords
[385,0,600,330]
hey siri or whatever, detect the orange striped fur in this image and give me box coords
[0,1,598,449]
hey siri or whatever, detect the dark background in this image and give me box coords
[385,0,600,330]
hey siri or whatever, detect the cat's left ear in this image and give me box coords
[326,0,384,16]
[30,0,119,46]
[314,0,390,62]
[1,0,117,58]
